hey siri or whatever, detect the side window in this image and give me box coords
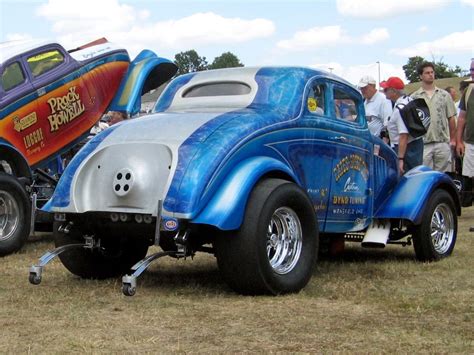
[333,88,358,122]
[1,62,26,91]
[307,84,325,115]
[27,49,65,77]
[183,82,251,97]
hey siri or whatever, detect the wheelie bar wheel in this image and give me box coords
[122,275,137,296]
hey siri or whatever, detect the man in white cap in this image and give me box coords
[358,75,392,138]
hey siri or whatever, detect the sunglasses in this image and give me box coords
[470,68,474,72]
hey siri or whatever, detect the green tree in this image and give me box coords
[209,52,244,70]
[174,50,208,76]
[433,61,462,79]
[402,56,425,83]
[403,56,463,83]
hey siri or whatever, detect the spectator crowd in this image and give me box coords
[359,58,474,211]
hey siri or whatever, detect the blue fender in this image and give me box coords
[192,156,299,230]
[375,166,460,224]
[108,50,177,115]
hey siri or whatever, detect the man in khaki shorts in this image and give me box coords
[411,62,457,172]
[456,59,474,208]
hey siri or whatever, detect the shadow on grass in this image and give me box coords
[319,243,415,264]
[139,268,230,295]
[122,246,418,295]
[32,240,419,295]
[28,231,55,244]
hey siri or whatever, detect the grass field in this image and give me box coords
[1,207,473,353]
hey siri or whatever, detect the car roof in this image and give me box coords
[158,66,357,115]
[0,39,52,65]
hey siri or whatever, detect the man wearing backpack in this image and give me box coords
[382,77,424,174]
[456,59,474,208]
[411,62,457,172]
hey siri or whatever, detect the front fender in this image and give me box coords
[375,166,461,224]
[109,50,177,115]
[192,157,299,230]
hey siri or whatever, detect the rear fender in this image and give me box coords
[375,166,461,224]
[108,50,177,115]
[0,142,32,180]
[192,157,299,230]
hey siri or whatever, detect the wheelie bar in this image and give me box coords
[28,243,86,285]
[122,229,190,296]
[122,251,176,296]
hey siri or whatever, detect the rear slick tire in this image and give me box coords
[54,222,149,279]
[0,173,31,256]
[215,179,319,295]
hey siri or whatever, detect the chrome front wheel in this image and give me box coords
[413,189,457,261]
[430,203,455,255]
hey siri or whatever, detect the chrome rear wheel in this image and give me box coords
[267,207,303,275]
[0,191,20,242]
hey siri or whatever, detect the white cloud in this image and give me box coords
[417,25,429,33]
[310,61,407,87]
[127,13,275,47]
[35,0,275,56]
[277,26,389,52]
[336,0,447,18]
[6,33,33,41]
[390,30,474,57]
[461,0,474,6]
[360,28,389,45]
[277,26,349,51]
[310,62,344,74]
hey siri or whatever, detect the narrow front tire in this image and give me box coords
[413,189,457,261]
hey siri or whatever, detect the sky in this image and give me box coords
[1,0,473,86]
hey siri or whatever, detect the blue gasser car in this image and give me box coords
[30,67,461,296]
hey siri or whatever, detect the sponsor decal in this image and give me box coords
[23,128,44,150]
[333,154,369,182]
[331,207,364,215]
[343,176,360,192]
[307,97,317,112]
[47,86,85,132]
[13,112,37,132]
[162,218,179,231]
[307,187,328,212]
[332,195,366,205]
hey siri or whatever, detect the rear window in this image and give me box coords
[183,82,251,97]
[1,62,26,92]
[27,49,65,77]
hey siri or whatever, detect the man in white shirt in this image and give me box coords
[382,77,424,174]
[358,75,392,138]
